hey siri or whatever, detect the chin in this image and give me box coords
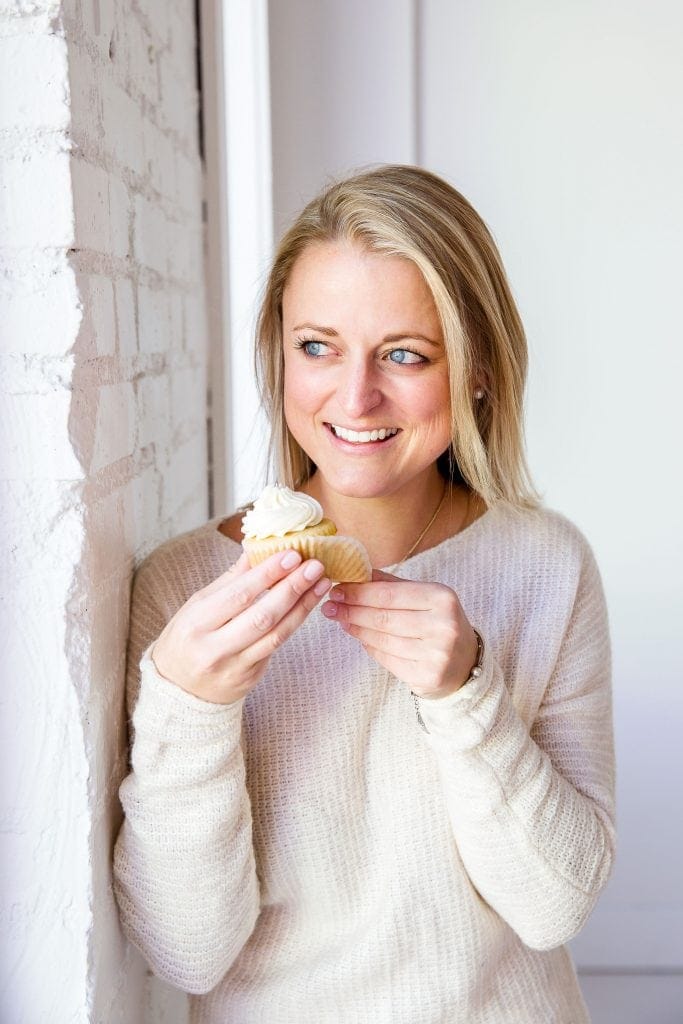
[315,465,408,501]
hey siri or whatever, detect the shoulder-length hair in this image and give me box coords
[255,164,538,509]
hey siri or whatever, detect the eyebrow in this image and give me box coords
[291,323,442,347]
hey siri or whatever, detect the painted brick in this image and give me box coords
[133,194,169,276]
[114,277,137,357]
[71,158,112,254]
[122,462,162,554]
[67,42,102,137]
[170,363,205,431]
[159,49,198,144]
[167,3,198,82]
[123,10,159,105]
[136,373,170,447]
[137,283,169,353]
[78,0,117,63]
[88,274,116,356]
[0,33,69,132]
[108,174,131,259]
[160,432,208,522]
[0,389,85,480]
[0,149,73,249]
[87,487,133,587]
[144,121,177,200]
[184,289,208,355]
[168,217,202,284]
[168,289,184,351]
[0,4,62,32]
[100,75,145,177]
[106,6,132,86]
[0,262,81,356]
[1,0,208,1019]
[91,381,136,473]
[175,149,203,213]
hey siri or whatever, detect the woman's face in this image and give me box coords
[282,239,452,500]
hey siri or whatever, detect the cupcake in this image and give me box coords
[241,485,372,583]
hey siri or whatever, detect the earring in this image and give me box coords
[473,387,485,400]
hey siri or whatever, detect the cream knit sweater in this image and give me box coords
[114,504,615,1024]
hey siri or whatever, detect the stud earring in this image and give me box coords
[473,387,485,400]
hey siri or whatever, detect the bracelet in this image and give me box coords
[411,628,485,733]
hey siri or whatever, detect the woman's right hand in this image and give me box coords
[151,550,329,704]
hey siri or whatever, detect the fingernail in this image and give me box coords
[330,587,344,602]
[281,550,301,569]
[313,576,331,597]
[321,601,337,617]
[303,559,324,581]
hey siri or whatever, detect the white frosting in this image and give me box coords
[241,485,324,539]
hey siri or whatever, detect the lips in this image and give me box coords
[328,424,399,444]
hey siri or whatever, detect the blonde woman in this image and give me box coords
[114,166,615,1023]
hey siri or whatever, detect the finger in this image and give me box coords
[342,622,421,660]
[327,578,441,611]
[359,643,420,686]
[215,559,327,652]
[322,600,425,639]
[196,548,306,629]
[243,572,331,663]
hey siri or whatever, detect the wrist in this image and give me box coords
[410,629,485,731]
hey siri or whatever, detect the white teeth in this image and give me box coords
[331,425,398,443]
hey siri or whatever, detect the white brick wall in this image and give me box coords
[1,0,208,1020]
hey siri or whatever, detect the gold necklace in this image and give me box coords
[393,484,472,568]
[394,481,449,567]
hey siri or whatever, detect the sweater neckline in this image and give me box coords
[209,503,497,572]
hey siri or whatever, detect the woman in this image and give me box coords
[114,166,615,1023]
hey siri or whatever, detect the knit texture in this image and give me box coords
[113,504,615,1023]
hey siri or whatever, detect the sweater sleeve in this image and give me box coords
[112,562,260,994]
[416,541,616,951]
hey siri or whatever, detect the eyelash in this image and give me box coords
[293,337,328,356]
[293,337,428,365]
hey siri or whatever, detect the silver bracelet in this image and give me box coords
[411,629,485,733]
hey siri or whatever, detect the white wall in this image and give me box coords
[1,0,208,1020]
[269,0,417,236]
[269,0,683,1017]
[420,0,683,978]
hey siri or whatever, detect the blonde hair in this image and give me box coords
[255,164,538,509]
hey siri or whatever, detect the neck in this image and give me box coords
[303,469,453,568]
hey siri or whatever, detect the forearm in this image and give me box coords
[417,656,615,950]
[114,646,259,993]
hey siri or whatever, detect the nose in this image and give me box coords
[336,358,383,418]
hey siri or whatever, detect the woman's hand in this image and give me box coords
[151,550,330,704]
[321,570,478,699]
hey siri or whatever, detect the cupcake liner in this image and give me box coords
[244,531,371,583]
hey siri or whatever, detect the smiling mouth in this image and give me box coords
[327,424,400,444]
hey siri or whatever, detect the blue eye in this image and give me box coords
[296,339,329,357]
[388,348,425,365]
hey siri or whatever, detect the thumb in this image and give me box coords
[371,568,405,583]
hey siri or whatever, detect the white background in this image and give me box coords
[262,0,683,1018]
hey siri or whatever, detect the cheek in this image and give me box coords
[408,377,451,425]
[283,360,323,434]
[283,355,306,403]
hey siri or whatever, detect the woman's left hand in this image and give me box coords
[321,570,479,699]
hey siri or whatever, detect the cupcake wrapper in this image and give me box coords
[244,533,371,583]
